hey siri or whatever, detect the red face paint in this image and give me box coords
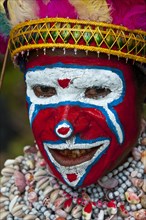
[25,55,140,187]
[58,79,71,88]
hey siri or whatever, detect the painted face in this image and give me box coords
[25,55,140,187]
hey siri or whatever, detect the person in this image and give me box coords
[0,0,146,219]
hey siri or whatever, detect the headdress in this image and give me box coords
[0,0,146,65]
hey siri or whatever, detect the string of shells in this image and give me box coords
[0,123,146,220]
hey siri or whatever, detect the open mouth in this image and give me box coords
[44,138,110,186]
[49,147,98,166]
[44,138,110,167]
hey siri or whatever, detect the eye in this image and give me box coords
[33,85,56,98]
[85,87,111,99]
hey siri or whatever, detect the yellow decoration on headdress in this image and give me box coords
[9,17,146,63]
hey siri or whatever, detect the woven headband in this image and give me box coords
[9,17,146,64]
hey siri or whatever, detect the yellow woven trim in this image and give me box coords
[9,17,146,63]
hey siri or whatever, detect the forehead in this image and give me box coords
[25,63,125,108]
[25,54,134,76]
[25,63,123,83]
[25,55,136,90]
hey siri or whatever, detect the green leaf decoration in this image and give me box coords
[42,32,49,42]
[94,33,102,45]
[72,24,82,41]
[83,27,92,45]
[117,37,125,49]
[51,23,61,41]
[61,24,71,42]
[19,36,25,45]
[106,35,115,47]
[127,39,134,51]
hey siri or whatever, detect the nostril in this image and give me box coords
[55,120,73,139]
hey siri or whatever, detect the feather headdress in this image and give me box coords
[0,0,38,55]
[1,0,38,27]
[1,0,145,30]
[69,0,112,23]
[0,0,146,60]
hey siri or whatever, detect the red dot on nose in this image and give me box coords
[58,127,70,135]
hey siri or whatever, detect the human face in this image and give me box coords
[25,55,140,187]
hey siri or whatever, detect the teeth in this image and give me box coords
[59,149,91,158]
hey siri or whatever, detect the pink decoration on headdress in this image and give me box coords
[36,0,77,19]
[0,34,8,55]
[36,0,146,30]
[107,0,146,30]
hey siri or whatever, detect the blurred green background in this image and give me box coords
[0,55,33,170]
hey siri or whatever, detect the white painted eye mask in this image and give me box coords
[26,66,124,106]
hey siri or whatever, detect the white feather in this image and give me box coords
[7,0,39,26]
[69,0,112,23]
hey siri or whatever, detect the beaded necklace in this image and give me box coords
[0,131,146,220]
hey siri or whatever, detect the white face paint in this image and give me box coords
[45,139,110,186]
[25,65,125,187]
[26,67,123,106]
[26,66,124,142]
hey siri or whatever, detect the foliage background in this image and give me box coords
[0,55,33,170]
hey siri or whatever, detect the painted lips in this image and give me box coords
[49,147,98,166]
[44,139,110,186]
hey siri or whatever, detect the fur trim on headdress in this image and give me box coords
[69,0,112,23]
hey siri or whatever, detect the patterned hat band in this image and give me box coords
[9,17,146,64]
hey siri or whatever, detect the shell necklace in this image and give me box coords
[1,131,146,220]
